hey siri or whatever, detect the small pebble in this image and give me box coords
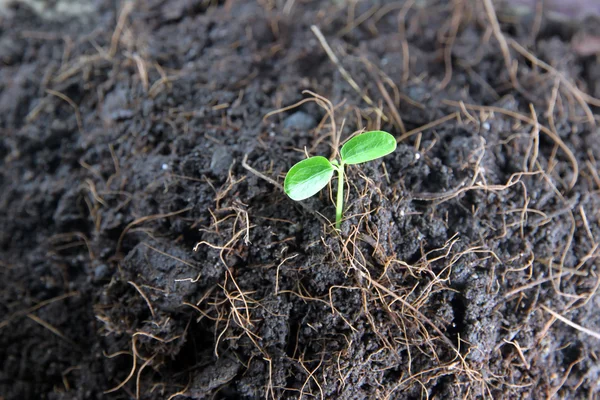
[210,146,234,176]
[94,264,110,281]
[283,111,317,131]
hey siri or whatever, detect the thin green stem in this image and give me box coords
[335,162,345,229]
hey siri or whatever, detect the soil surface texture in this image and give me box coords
[1,0,600,399]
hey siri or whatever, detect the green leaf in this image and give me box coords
[340,131,397,165]
[284,156,335,201]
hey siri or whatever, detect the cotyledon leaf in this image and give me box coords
[340,131,397,165]
[284,156,334,201]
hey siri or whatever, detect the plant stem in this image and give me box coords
[335,162,345,229]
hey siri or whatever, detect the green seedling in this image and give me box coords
[284,130,396,229]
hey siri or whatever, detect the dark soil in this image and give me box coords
[2,1,600,399]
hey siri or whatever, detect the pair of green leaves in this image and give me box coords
[284,130,396,201]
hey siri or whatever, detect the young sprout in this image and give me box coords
[284,130,396,229]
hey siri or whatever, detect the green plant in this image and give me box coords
[284,130,396,229]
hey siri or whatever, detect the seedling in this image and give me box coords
[284,130,396,229]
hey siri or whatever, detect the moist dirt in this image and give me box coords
[1,1,600,399]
